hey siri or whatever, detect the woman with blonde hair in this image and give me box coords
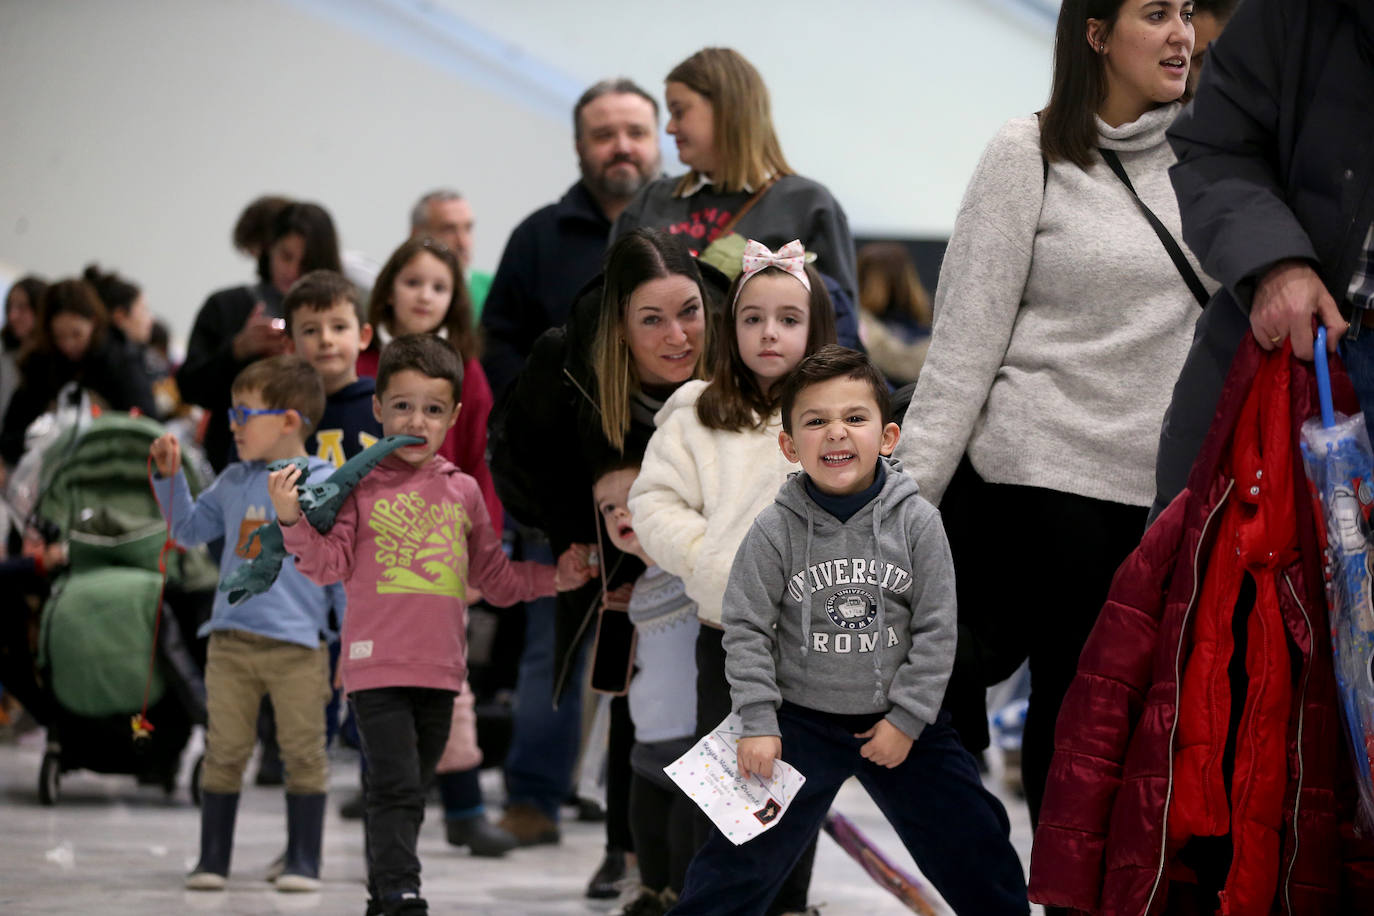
[613,48,858,316]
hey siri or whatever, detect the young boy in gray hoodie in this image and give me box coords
[669,346,1028,916]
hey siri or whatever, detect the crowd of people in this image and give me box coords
[8,0,1374,913]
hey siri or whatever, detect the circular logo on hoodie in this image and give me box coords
[826,587,877,630]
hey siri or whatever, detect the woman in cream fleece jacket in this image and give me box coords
[895,0,1216,829]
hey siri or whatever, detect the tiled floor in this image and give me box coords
[0,727,1039,915]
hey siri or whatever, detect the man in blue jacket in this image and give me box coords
[479,79,661,398]
[479,78,661,900]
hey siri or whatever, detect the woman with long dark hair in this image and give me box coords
[1,277,157,464]
[0,276,46,423]
[178,201,342,470]
[896,0,1209,837]
[489,228,714,898]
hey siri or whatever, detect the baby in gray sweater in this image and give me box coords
[593,460,698,913]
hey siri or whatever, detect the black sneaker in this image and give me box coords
[575,798,606,822]
[380,892,428,915]
[445,814,517,857]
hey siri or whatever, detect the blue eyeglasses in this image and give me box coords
[226,406,308,426]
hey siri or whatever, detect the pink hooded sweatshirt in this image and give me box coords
[282,454,555,694]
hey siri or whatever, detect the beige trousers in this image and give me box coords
[202,629,330,794]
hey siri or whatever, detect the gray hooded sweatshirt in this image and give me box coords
[723,456,956,740]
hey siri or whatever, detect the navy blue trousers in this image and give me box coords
[669,703,1029,916]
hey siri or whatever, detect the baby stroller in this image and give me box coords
[15,408,218,805]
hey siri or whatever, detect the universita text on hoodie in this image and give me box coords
[723,456,956,741]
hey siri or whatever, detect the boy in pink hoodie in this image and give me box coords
[270,334,594,916]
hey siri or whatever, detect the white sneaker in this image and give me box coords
[275,873,321,892]
[185,870,227,891]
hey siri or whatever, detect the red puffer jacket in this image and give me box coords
[1028,339,1374,914]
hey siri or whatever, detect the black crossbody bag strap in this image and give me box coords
[1099,148,1210,308]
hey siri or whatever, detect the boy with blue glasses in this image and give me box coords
[151,354,343,893]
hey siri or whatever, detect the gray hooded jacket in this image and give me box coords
[723,456,956,740]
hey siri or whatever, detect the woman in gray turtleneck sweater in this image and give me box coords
[896,0,1216,830]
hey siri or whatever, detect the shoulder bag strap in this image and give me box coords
[718,175,779,237]
[1099,148,1210,308]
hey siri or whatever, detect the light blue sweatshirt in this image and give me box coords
[152,459,343,649]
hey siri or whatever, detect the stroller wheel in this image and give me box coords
[38,752,61,806]
[190,754,203,807]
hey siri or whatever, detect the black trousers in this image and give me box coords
[671,704,1028,916]
[629,765,696,895]
[694,627,817,914]
[352,686,455,900]
[940,458,1147,825]
[606,693,635,851]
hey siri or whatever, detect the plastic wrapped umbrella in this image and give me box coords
[1298,327,1374,830]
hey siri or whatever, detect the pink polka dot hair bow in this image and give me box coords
[733,239,811,311]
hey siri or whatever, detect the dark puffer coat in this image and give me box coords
[1029,339,1374,914]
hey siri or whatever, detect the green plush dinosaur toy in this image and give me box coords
[219,434,424,605]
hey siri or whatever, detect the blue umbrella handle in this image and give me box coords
[1315,326,1336,429]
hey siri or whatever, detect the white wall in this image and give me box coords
[429,0,1053,235]
[0,0,1052,339]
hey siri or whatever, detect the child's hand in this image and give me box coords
[602,582,634,612]
[150,433,180,478]
[855,719,914,769]
[737,735,782,781]
[22,534,67,576]
[553,544,597,591]
[267,464,303,526]
[43,542,68,572]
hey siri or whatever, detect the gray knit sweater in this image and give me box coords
[895,104,1216,507]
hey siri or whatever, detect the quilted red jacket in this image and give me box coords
[1028,339,1374,914]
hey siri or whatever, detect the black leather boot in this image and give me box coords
[585,847,628,899]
